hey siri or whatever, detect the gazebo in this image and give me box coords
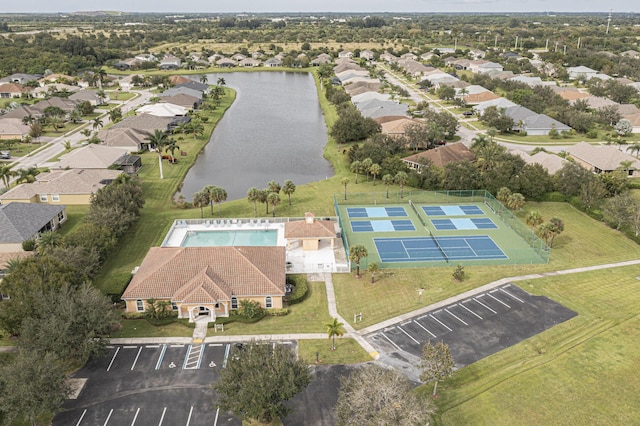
[284,213,337,251]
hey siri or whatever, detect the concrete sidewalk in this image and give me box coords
[109,333,328,345]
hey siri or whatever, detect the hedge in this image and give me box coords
[286,275,309,305]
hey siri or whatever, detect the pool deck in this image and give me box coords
[161,218,350,274]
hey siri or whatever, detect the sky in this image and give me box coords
[2,1,636,14]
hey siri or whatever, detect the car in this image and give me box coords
[437,140,447,146]
[463,111,474,117]
[0,151,10,159]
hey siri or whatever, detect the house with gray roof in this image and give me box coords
[69,89,110,106]
[567,66,598,81]
[174,81,209,95]
[503,105,571,136]
[0,74,42,85]
[0,202,66,252]
[159,93,201,110]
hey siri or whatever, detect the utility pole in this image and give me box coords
[495,35,498,48]
[577,37,581,49]
[515,36,518,50]
[545,39,549,51]
[606,9,612,35]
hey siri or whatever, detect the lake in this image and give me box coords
[179,72,334,201]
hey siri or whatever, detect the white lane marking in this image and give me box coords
[106,345,114,349]
[171,344,185,348]
[158,407,167,426]
[222,344,230,368]
[488,293,510,308]
[460,302,483,319]
[75,409,87,426]
[103,409,113,426]
[208,343,223,347]
[214,407,220,426]
[474,297,497,314]
[131,346,143,371]
[413,320,436,338]
[185,406,194,426]
[379,332,403,351]
[155,345,167,370]
[196,344,205,369]
[429,314,452,331]
[123,345,137,349]
[145,345,160,348]
[500,287,525,303]
[131,408,140,426]
[400,320,413,326]
[445,308,468,325]
[397,326,421,344]
[182,345,192,369]
[106,347,120,371]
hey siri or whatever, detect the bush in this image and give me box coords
[121,312,145,320]
[287,275,309,305]
[266,308,290,317]
[586,130,598,139]
[21,239,35,251]
[541,191,568,202]
[452,265,465,282]
[146,313,178,327]
[238,299,265,320]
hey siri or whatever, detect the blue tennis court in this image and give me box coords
[374,235,507,262]
[422,205,484,216]
[346,206,407,218]
[350,220,415,233]
[432,218,498,231]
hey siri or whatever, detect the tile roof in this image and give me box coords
[380,117,422,135]
[402,143,476,168]
[54,144,130,170]
[566,142,640,171]
[284,219,336,239]
[510,149,569,174]
[108,114,174,132]
[121,246,286,302]
[0,202,65,243]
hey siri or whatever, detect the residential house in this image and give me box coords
[402,143,476,171]
[400,52,418,61]
[567,66,598,81]
[351,91,390,106]
[98,115,176,151]
[30,83,81,99]
[137,103,189,117]
[168,75,193,86]
[38,74,76,86]
[160,86,204,101]
[32,97,79,115]
[356,99,409,120]
[0,203,67,253]
[345,82,383,96]
[231,53,247,62]
[53,144,132,170]
[464,91,500,105]
[112,154,142,174]
[503,105,571,136]
[311,53,332,66]
[0,169,122,205]
[239,58,261,67]
[160,54,182,70]
[379,52,399,63]
[264,58,283,67]
[510,149,569,175]
[565,142,640,176]
[174,81,210,95]
[469,49,486,59]
[557,89,591,102]
[473,98,517,115]
[216,58,237,68]
[623,113,640,133]
[134,53,158,62]
[338,51,353,58]
[572,96,617,110]
[121,246,286,321]
[0,118,30,140]
[69,89,110,106]
[159,93,202,110]
[360,50,375,61]
[474,62,504,74]
[0,83,26,98]
[379,117,423,137]
[0,74,42,85]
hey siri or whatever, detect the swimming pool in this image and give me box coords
[181,230,278,247]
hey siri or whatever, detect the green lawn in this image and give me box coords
[298,339,373,365]
[111,318,193,338]
[57,205,89,238]
[0,142,46,157]
[433,264,640,425]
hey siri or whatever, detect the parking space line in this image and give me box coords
[131,408,140,425]
[488,293,510,308]
[500,287,525,303]
[214,407,220,426]
[155,345,167,370]
[413,320,436,338]
[158,407,167,426]
[400,320,412,326]
[106,345,114,349]
[222,344,230,368]
[196,344,205,369]
[182,345,192,369]
[145,345,160,348]
[460,302,483,319]
[474,297,497,314]
[379,332,402,351]
[208,344,223,347]
[171,344,185,348]
[445,308,468,325]
[106,347,120,371]
[397,326,421,344]
[75,409,87,426]
[185,406,194,426]
[430,314,452,331]
[123,345,137,349]
[131,347,143,371]
[103,409,113,426]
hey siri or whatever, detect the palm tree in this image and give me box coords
[16,167,40,184]
[186,119,205,140]
[548,217,565,248]
[626,142,640,158]
[537,222,555,245]
[324,317,346,351]
[164,139,181,163]
[341,177,349,201]
[382,174,393,199]
[476,142,503,172]
[200,75,208,85]
[394,171,409,198]
[108,107,122,123]
[94,67,107,88]
[193,191,209,218]
[210,186,228,216]
[525,211,544,234]
[216,77,226,87]
[267,192,281,217]
[92,117,103,132]
[0,165,16,189]
[268,180,281,194]
[350,160,362,184]
[349,244,368,278]
[486,127,498,142]
[145,130,170,179]
[247,187,261,217]
[36,231,62,256]
[361,158,373,182]
[470,134,490,151]
[204,185,218,215]
[282,180,296,206]
[369,164,381,186]
[368,262,380,284]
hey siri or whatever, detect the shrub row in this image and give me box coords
[286,275,309,305]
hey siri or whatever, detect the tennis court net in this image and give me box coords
[428,228,449,263]
[408,199,426,227]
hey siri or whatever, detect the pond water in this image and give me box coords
[179,72,334,201]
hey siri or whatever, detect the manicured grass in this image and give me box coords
[1,142,45,157]
[207,281,332,336]
[334,201,640,330]
[298,338,373,365]
[57,205,89,238]
[110,318,193,338]
[106,91,136,101]
[433,264,640,425]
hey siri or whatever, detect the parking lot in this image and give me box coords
[53,341,296,426]
[365,284,577,367]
